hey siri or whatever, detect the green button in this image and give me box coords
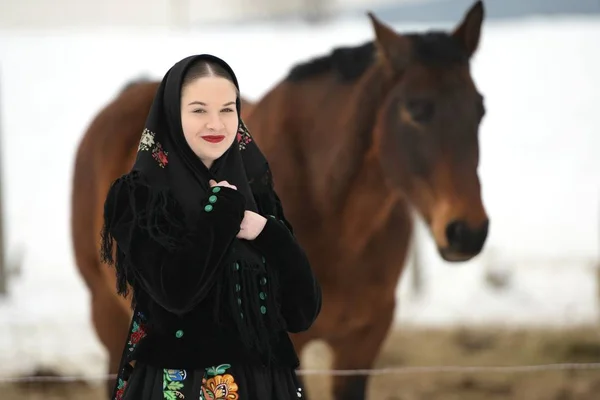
[260,306,267,314]
[204,204,213,212]
[240,312,244,319]
[237,298,242,306]
[235,284,241,292]
[208,195,217,204]
[262,256,266,264]
[259,292,267,300]
[175,330,184,339]
[212,186,221,193]
[260,277,267,285]
[234,262,240,271]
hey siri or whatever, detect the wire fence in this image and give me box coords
[2,362,600,383]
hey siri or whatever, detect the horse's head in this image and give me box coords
[369,1,488,262]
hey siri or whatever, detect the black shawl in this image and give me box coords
[100,54,287,361]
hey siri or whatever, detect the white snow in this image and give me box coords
[0,15,599,379]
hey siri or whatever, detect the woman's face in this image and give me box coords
[180,76,238,168]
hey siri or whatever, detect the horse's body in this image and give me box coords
[71,2,488,399]
[243,3,488,398]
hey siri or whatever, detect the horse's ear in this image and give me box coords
[452,0,484,58]
[368,12,410,72]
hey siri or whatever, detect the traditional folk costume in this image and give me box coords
[100,54,321,400]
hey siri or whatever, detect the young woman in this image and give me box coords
[100,54,322,399]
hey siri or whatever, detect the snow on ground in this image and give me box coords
[0,15,599,378]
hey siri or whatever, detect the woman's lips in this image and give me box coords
[201,135,225,143]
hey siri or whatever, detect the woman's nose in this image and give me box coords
[206,114,224,130]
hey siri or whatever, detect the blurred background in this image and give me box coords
[0,0,599,399]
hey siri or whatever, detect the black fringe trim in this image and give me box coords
[100,170,193,300]
[213,248,286,365]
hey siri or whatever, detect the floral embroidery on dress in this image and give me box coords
[200,364,239,400]
[138,128,169,167]
[114,378,127,400]
[127,313,147,352]
[112,312,147,400]
[236,123,253,151]
[163,369,186,400]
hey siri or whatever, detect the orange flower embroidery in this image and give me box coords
[202,374,239,400]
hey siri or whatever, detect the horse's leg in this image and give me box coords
[328,301,395,400]
[90,284,132,397]
[323,195,412,400]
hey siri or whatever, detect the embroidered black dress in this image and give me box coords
[111,175,321,400]
[100,54,322,400]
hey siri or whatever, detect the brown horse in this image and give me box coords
[70,81,254,394]
[71,1,488,398]
[243,1,488,399]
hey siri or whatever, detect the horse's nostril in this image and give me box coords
[445,219,489,254]
[445,220,467,247]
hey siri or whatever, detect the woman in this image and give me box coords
[100,54,322,399]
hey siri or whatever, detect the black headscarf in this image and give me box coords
[100,54,287,360]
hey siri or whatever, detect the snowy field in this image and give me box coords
[0,14,599,378]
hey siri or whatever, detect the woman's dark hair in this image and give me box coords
[181,59,240,97]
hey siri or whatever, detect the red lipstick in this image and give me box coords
[201,135,225,143]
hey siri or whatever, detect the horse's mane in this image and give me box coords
[285,31,469,83]
[285,41,376,83]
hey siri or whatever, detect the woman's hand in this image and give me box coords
[237,210,267,240]
[207,180,264,239]
[209,179,237,190]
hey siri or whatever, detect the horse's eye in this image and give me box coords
[405,99,435,123]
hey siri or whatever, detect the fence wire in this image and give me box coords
[2,362,600,383]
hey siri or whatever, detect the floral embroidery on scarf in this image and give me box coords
[152,143,169,168]
[236,124,253,151]
[138,128,156,151]
[200,364,239,400]
[138,128,169,167]
[163,369,186,400]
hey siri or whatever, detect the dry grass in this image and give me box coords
[2,326,600,399]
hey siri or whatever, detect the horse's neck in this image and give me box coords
[308,66,390,215]
[337,146,403,255]
[315,66,405,251]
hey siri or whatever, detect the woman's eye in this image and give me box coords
[222,108,234,113]
[193,109,205,113]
